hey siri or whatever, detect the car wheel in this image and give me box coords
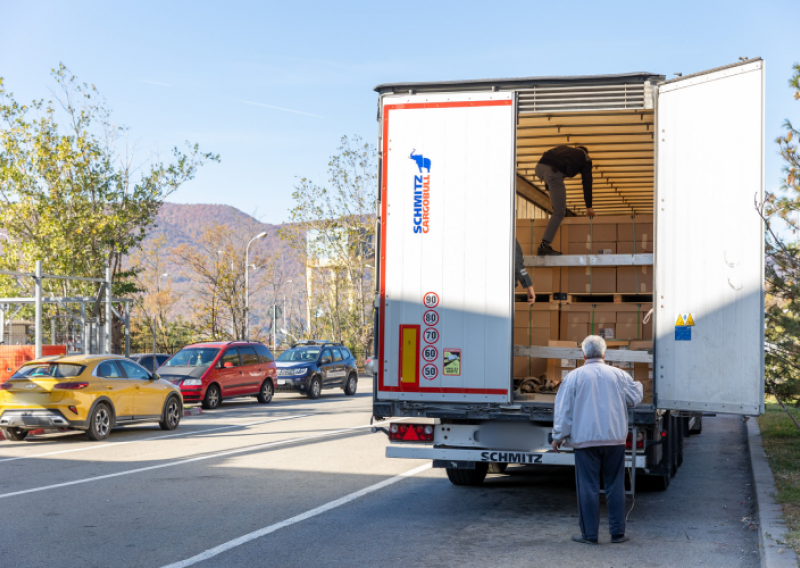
[446,463,489,486]
[86,403,112,441]
[202,384,221,410]
[307,376,321,399]
[343,374,357,396]
[1,427,28,441]
[257,380,274,404]
[159,397,182,431]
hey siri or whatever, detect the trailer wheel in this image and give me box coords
[487,463,508,474]
[648,474,670,491]
[446,463,488,486]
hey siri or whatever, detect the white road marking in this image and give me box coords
[0,414,310,465]
[0,420,394,500]
[160,463,432,568]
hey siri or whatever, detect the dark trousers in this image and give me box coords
[574,445,626,540]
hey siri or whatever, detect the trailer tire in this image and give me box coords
[648,474,670,491]
[487,463,508,474]
[446,463,488,486]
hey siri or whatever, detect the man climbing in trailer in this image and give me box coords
[535,145,595,256]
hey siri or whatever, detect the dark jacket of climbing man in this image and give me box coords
[538,145,593,209]
[515,240,535,303]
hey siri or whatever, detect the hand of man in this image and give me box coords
[551,439,561,453]
[527,286,536,304]
[586,207,596,218]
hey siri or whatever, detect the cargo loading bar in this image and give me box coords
[513,345,653,364]
[523,253,653,267]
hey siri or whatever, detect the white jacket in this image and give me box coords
[552,359,644,449]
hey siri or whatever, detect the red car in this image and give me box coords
[156,342,277,409]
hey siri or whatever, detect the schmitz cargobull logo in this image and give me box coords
[410,149,431,234]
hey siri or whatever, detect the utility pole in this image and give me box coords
[105,265,113,354]
[34,260,42,358]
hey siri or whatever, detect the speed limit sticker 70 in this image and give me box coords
[423,327,439,344]
[423,292,439,308]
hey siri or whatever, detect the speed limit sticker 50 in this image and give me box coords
[421,364,438,381]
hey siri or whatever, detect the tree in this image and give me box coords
[280,135,376,359]
[128,235,178,351]
[173,222,278,342]
[0,64,217,350]
[761,63,800,425]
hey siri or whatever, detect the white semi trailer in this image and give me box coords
[371,59,765,490]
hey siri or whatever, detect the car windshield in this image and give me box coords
[164,348,220,367]
[277,347,320,362]
[12,363,85,378]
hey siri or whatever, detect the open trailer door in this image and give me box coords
[377,92,516,403]
[655,59,765,415]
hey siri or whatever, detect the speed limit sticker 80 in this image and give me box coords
[423,327,439,344]
[423,310,439,326]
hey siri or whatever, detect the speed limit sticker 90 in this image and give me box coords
[423,292,439,308]
[421,364,438,381]
[422,345,438,362]
[423,310,439,326]
[423,327,439,344]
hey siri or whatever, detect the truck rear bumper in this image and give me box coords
[386,445,646,468]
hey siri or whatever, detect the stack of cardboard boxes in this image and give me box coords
[513,215,654,402]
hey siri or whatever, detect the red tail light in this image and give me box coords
[54,382,89,390]
[625,432,644,450]
[0,383,11,390]
[389,423,434,442]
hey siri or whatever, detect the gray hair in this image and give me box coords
[582,335,607,359]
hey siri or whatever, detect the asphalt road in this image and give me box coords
[0,380,758,568]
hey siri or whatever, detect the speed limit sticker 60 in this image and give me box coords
[423,327,439,344]
[421,364,438,381]
[422,345,438,362]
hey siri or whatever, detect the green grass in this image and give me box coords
[758,402,800,559]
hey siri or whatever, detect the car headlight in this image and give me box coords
[278,368,308,376]
[182,379,202,386]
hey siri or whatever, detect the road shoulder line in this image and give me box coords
[160,463,432,568]
[747,417,799,567]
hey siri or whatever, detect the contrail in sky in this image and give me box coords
[236,99,322,118]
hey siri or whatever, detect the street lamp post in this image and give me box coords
[153,273,168,363]
[245,232,267,340]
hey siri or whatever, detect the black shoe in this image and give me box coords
[537,241,562,256]
[611,534,629,543]
[572,534,598,545]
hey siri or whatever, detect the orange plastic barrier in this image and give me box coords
[0,345,68,382]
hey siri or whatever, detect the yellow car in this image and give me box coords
[0,354,183,441]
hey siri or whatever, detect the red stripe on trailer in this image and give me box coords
[378,99,513,395]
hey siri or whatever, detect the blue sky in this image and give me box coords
[0,0,796,224]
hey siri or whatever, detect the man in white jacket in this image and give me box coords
[551,335,643,545]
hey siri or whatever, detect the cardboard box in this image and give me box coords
[617,266,653,293]
[516,219,561,251]
[567,242,617,255]
[516,267,561,294]
[560,303,652,341]
[563,267,617,294]
[616,216,654,245]
[618,241,654,255]
[565,223,617,244]
[514,356,548,378]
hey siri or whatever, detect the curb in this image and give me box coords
[746,417,799,568]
